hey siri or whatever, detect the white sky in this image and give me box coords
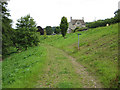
[7,0,119,28]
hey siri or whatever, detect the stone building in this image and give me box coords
[67,17,86,33]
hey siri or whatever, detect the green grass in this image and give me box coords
[2,23,118,88]
[40,23,118,88]
[58,82,73,88]
[2,45,47,88]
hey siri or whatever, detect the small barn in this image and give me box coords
[37,26,44,35]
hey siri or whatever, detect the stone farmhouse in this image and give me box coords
[67,17,86,33]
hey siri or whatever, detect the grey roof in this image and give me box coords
[71,19,85,25]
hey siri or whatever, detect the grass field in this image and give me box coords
[2,23,118,88]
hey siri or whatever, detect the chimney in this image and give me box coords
[70,17,72,22]
[82,17,84,21]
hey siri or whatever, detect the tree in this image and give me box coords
[54,26,61,34]
[51,27,56,33]
[60,16,68,38]
[45,26,53,35]
[1,1,13,57]
[15,14,39,50]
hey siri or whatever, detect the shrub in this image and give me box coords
[74,27,88,32]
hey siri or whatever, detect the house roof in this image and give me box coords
[71,19,85,25]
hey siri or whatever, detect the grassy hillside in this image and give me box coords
[2,23,118,88]
[41,23,118,87]
[2,46,47,88]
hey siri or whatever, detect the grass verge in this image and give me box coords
[2,45,47,88]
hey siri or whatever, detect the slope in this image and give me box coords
[2,23,118,88]
[41,23,118,87]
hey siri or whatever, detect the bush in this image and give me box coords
[74,27,88,32]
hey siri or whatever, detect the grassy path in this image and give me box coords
[35,44,103,88]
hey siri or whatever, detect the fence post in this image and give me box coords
[78,33,81,50]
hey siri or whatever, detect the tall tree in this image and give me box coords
[1,1,13,57]
[15,14,39,50]
[60,16,68,38]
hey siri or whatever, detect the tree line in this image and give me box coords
[1,1,68,58]
[45,26,61,35]
[86,9,120,28]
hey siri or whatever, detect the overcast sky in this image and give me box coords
[7,0,119,28]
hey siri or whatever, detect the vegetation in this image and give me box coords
[45,26,53,35]
[86,18,117,28]
[74,27,88,32]
[2,23,118,88]
[60,16,68,38]
[41,23,118,88]
[1,1,13,57]
[51,27,56,33]
[54,26,61,34]
[2,46,47,88]
[1,1,119,88]
[1,1,40,58]
[14,14,39,50]
[86,10,119,28]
